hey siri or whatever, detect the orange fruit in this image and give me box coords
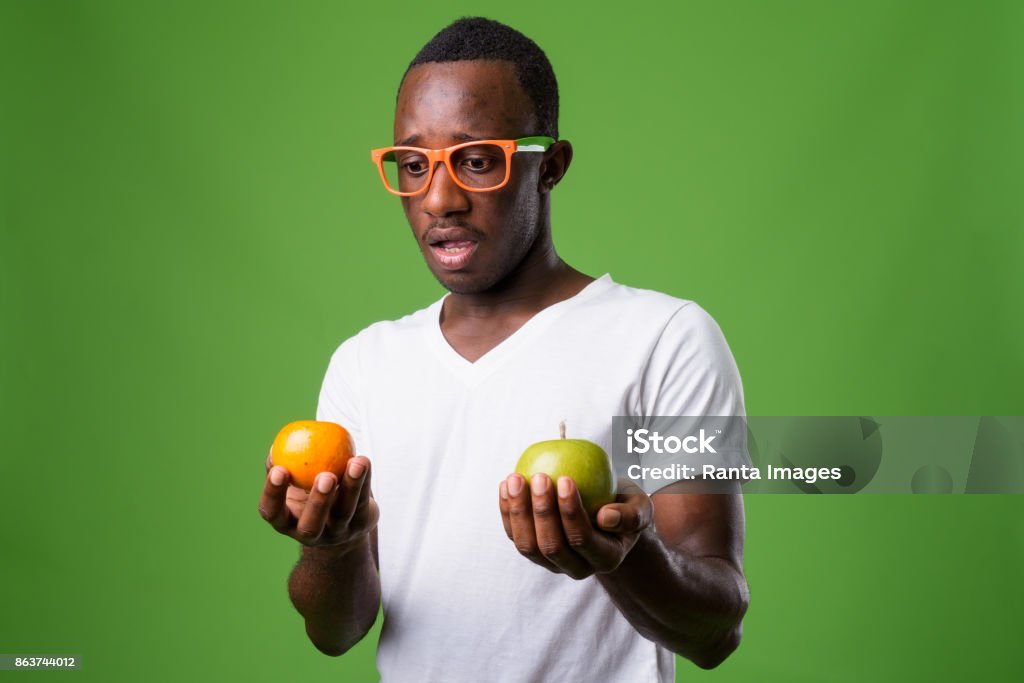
[271,420,354,491]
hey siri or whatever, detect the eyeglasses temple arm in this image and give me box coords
[515,136,556,152]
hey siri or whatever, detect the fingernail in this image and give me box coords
[557,476,571,498]
[507,475,522,497]
[270,467,286,486]
[531,473,548,496]
[499,481,508,500]
[348,459,365,479]
[601,509,622,529]
[316,473,335,494]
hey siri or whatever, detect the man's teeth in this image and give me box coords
[441,246,467,252]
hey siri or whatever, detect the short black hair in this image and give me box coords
[400,17,559,139]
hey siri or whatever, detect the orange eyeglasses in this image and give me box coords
[370,136,555,196]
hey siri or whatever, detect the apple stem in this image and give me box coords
[559,420,566,439]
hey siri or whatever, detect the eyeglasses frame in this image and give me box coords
[370,136,556,196]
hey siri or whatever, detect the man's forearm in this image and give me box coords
[288,537,381,656]
[596,529,749,669]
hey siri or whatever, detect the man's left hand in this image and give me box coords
[499,473,653,579]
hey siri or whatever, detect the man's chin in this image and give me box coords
[429,267,501,295]
[432,272,486,295]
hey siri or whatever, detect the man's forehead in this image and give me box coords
[400,59,521,96]
[394,60,536,140]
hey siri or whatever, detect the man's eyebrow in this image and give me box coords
[395,132,499,147]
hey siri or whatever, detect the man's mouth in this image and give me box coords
[425,226,481,271]
[429,240,478,270]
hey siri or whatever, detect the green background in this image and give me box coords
[2,0,1021,681]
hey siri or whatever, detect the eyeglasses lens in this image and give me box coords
[384,144,508,193]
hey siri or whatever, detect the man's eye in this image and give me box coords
[402,160,428,175]
[462,157,493,172]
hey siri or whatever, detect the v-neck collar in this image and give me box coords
[424,274,614,387]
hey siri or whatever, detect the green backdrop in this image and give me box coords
[1,1,1021,681]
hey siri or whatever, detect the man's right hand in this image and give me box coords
[259,451,379,550]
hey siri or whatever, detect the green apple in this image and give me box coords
[515,422,615,518]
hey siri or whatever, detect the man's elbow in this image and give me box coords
[688,623,743,670]
[309,637,349,658]
[304,614,376,657]
[684,584,749,669]
[305,629,363,658]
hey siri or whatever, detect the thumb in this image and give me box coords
[597,491,652,533]
[596,505,637,533]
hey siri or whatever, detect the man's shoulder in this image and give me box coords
[326,295,442,363]
[361,297,442,339]
[585,275,700,321]
[581,276,732,351]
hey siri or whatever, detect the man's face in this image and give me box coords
[394,60,545,294]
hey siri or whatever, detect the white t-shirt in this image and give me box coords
[316,274,745,683]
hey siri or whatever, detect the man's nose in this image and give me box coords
[421,162,469,217]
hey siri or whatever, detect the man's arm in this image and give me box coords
[500,475,747,669]
[259,456,381,655]
[594,489,748,669]
[598,302,748,666]
[288,528,381,656]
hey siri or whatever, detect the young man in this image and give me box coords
[259,17,748,682]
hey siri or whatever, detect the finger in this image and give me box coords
[293,472,338,543]
[265,447,274,472]
[505,474,556,571]
[258,466,294,533]
[333,456,371,528]
[498,480,513,540]
[357,498,380,538]
[531,474,590,579]
[555,476,622,572]
[555,476,594,547]
[284,483,309,520]
[347,457,379,532]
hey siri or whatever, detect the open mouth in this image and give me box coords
[429,239,478,270]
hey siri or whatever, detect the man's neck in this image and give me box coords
[443,246,592,323]
[438,238,595,362]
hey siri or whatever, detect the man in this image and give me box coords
[259,17,748,682]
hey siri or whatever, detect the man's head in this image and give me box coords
[400,17,559,140]
[390,18,572,295]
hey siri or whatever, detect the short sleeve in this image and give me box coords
[639,302,745,418]
[633,302,748,493]
[316,334,365,455]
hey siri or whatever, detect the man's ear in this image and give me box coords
[538,140,573,193]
